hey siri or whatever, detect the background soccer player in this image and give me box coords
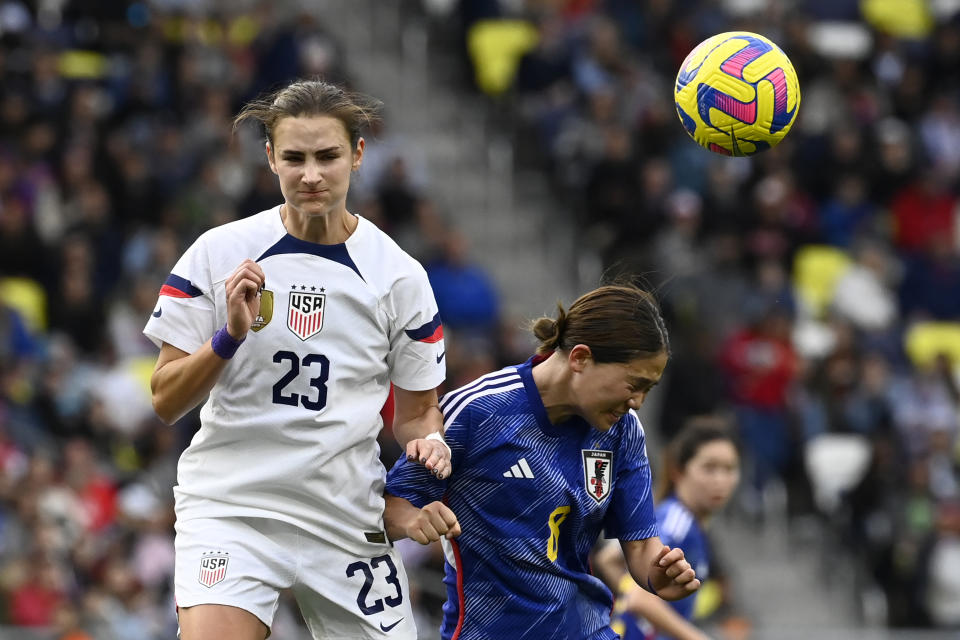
[145,80,451,640]
[598,419,741,640]
[384,284,700,639]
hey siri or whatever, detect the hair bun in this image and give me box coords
[532,317,559,343]
[531,303,567,354]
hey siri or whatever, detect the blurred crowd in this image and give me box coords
[2,0,960,638]
[447,0,960,631]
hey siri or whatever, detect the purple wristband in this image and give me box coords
[211,325,245,359]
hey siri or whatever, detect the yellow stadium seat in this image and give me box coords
[792,245,852,319]
[905,322,960,370]
[467,19,539,96]
[861,0,933,39]
[58,50,108,79]
[0,277,47,333]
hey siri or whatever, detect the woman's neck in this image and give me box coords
[675,486,710,526]
[281,204,358,244]
[531,352,579,424]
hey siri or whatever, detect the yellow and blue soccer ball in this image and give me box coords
[674,31,801,156]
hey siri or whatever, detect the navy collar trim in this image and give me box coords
[256,234,363,281]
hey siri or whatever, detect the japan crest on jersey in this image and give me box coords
[288,290,325,340]
[198,552,229,588]
[583,450,613,504]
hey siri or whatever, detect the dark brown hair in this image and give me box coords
[531,285,670,363]
[655,417,739,501]
[233,79,382,149]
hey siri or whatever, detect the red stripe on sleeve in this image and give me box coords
[159,284,195,298]
[420,325,444,344]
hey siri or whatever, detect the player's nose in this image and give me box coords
[302,160,322,184]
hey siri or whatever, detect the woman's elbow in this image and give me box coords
[151,390,181,425]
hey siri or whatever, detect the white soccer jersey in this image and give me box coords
[144,207,446,554]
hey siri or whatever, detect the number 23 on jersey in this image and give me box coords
[272,350,329,411]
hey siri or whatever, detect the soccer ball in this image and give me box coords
[674,31,800,156]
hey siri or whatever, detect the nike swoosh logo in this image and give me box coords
[379,618,403,632]
[436,351,445,364]
[152,308,162,318]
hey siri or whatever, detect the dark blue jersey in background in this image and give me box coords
[611,496,709,640]
[386,356,660,640]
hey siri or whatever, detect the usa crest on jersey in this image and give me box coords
[288,290,325,340]
[198,551,229,588]
[582,450,613,504]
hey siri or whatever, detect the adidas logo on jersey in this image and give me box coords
[503,458,535,479]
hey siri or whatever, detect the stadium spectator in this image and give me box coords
[425,229,501,342]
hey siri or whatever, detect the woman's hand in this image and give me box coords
[648,545,701,601]
[403,500,461,544]
[406,434,452,480]
[225,259,265,339]
[383,494,460,544]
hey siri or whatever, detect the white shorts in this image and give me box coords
[174,516,418,640]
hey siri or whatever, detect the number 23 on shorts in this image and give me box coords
[546,506,570,562]
[346,555,404,616]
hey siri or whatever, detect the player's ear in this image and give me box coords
[266,141,278,175]
[352,137,365,172]
[568,344,592,373]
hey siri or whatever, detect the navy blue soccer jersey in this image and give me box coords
[611,496,708,640]
[654,497,708,626]
[385,356,660,640]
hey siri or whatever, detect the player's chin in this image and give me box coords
[709,494,730,509]
[299,199,331,214]
[296,195,335,210]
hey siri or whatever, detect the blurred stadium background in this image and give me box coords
[0,0,959,638]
